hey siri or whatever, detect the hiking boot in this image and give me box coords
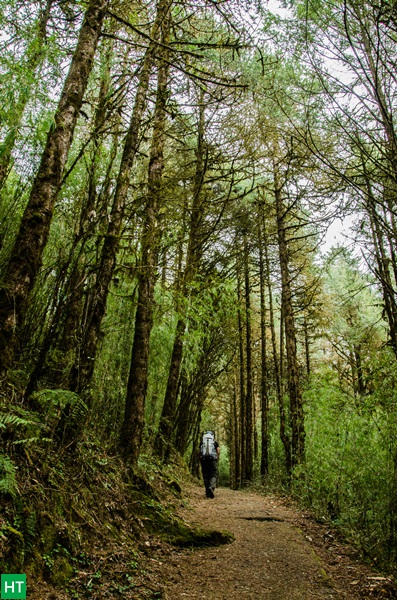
[207,487,214,499]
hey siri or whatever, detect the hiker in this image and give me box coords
[199,431,220,498]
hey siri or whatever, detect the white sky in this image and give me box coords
[322,217,351,250]
[266,0,291,17]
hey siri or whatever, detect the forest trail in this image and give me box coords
[153,486,392,600]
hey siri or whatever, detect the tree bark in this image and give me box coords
[0,0,109,374]
[232,368,241,489]
[236,266,247,483]
[25,40,119,395]
[258,212,269,479]
[303,317,311,377]
[263,211,292,475]
[155,317,185,458]
[243,229,254,482]
[69,4,167,396]
[155,89,207,458]
[120,6,171,467]
[275,177,305,469]
[173,375,194,455]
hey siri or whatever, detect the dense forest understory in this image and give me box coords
[2,0,397,595]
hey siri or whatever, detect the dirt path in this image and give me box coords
[153,486,395,600]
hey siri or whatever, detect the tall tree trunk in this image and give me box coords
[243,229,254,482]
[303,317,311,377]
[155,317,185,458]
[234,368,241,488]
[120,7,171,467]
[177,383,202,458]
[25,37,118,395]
[363,173,397,355]
[237,266,247,483]
[275,179,305,469]
[229,369,240,490]
[0,0,109,374]
[354,344,365,395]
[258,214,269,479]
[189,412,203,479]
[155,90,207,458]
[24,39,125,398]
[69,3,167,396]
[174,357,207,456]
[173,376,193,454]
[263,212,292,475]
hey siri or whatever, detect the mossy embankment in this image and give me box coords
[0,439,233,598]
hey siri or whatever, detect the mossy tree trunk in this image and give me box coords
[275,172,305,469]
[24,38,117,397]
[262,205,291,474]
[258,211,269,479]
[230,368,240,490]
[243,228,254,482]
[120,4,171,467]
[0,0,109,375]
[236,266,246,484]
[155,91,207,459]
[69,5,166,397]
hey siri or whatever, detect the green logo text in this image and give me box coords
[1,575,26,599]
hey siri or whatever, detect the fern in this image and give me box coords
[23,510,36,552]
[0,413,35,429]
[13,436,51,446]
[0,453,19,498]
[32,389,87,420]
[0,407,43,452]
[69,395,88,424]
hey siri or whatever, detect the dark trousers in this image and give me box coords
[200,458,218,492]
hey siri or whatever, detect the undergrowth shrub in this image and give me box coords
[293,367,397,570]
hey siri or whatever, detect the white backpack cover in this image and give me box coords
[201,431,217,460]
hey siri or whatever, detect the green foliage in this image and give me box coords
[293,366,397,568]
[217,445,230,487]
[0,454,18,497]
[43,544,75,586]
[32,389,88,426]
[0,400,50,446]
[13,500,36,556]
[0,412,33,430]
[145,289,179,429]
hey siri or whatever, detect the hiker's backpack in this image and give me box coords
[200,431,218,460]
